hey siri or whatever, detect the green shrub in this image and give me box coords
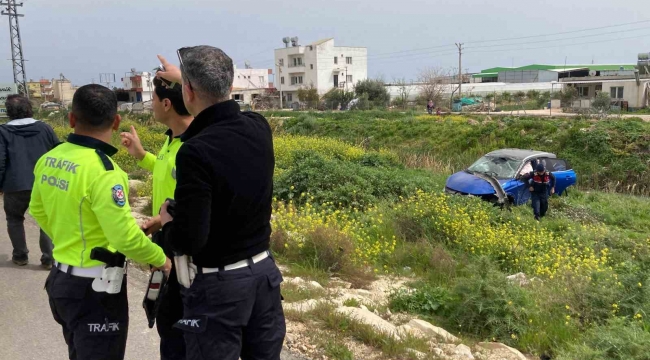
[273,151,439,208]
[445,258,535,344]
[389,283,453,317]
[555,318,650,360]
[354,79,390,108]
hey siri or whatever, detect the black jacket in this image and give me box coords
[520,171,556,195]
[0,118,59,192]
[162,100,274,268]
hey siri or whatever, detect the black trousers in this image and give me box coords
[4,190,53,262]
[45,266,129,360]
[175,256,285,360]
[156,266,186,360]
[531,193,549,219]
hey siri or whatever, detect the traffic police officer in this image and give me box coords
[121,76,193,360]
[156,47,285,360]
[29,84,172,360]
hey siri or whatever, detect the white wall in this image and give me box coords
[317,43,367,94]
[603,81,642,107]
[386,82,565,101]
[233,67,270,89]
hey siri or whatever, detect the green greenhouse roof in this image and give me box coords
[473,64,637,78]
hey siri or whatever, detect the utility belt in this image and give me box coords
[54,247,127,294]
[175,250,271,288]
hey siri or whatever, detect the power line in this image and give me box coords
[245,19,650,72]
[464,25,650,50]
[463,19,650,44]
[464,32,650,55]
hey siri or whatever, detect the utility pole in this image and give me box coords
[276,62,283,109]
[455,43,463,100]
[2,0,28,98]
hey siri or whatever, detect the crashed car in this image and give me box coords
[445,149,577,205]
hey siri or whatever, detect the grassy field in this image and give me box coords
[40,110,650,359]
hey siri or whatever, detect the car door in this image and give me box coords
[544,158,576,195]
[511,161,533,205]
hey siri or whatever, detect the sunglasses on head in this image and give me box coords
[176,47,196,90]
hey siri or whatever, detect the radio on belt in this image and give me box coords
[164,198,195,288]
[89,247,126,294]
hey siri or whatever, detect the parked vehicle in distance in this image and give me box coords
[445,149,577,205]
[40,102,61,111]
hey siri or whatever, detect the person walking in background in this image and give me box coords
[518,163,556,221]
[427,99,434,114]
[0,95,58,268]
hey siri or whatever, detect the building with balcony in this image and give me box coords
[121,70,154,103]
[274,38,367,105]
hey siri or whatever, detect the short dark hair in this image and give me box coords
[5,95,33,120]
[71,84,117,129]
[153,78,190,116]
[180,46,234,101]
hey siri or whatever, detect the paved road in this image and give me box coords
[0,198,306,360]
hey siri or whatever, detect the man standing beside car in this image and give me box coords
[519,163,556,221]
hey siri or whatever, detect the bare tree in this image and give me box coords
[417,67,452,106]
[251,88,280,110]
[393,77,412,110]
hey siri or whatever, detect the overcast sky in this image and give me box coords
[0,0,647,86]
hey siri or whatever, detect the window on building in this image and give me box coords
[259,76,264,84]
[293,57,303,66]
[346,57,352,65]
[291,76,303,85]
[610,86,624,99]
[334,57,338,64]
[287,93,293,102]
[577,86,589,97]
[346,75,353,83]
[232,94,243,100]
[279,59,284,66]
[310,64,313,70]
[281,77,285,85]
[248,76,251,79]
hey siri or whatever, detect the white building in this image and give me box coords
[274,38,367,105]
[122,70,154,103]
[230,65,272,105]
[561,76,650,110]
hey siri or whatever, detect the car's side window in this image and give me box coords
[546,159,569,171]
[519,161,533,175]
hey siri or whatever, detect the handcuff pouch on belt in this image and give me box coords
[89,247,126,294]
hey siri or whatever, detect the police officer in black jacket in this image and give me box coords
[519,163,556,221]
[156,47,285,360]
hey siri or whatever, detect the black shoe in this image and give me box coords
[41,261,53,270]
[12,257,28,266]
[534,216,540,221]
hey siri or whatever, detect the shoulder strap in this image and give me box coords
[95,150,114,171]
